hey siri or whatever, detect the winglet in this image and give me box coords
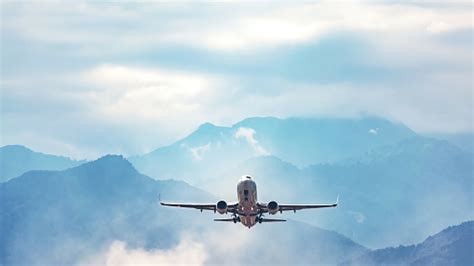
[336,195,339,206]
[158,193,163,205]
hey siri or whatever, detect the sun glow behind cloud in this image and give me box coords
[81,64,218,121]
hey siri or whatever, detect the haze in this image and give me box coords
[1,1,472,159]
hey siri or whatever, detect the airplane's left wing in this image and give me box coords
[278,202,337,212]
[257,196,338,213]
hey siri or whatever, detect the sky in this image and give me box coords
[1,1,472,159]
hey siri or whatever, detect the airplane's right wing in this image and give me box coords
[160,202,217,211]
[160,200,238,213]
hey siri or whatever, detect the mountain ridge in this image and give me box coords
[0,144,86,182]
[129,116,417,182]
[1,154,368,265]
[345,220,474,265]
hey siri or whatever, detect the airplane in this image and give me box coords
[160,175,338,228]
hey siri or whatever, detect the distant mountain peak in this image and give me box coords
[348,220,474,265]
[1,144,33,152]
[87,154,132,167]
[68,154,139,178]
[198,122,217,129]
[1,144,85,182]
[95,154,126,162]
[233,116,281,126]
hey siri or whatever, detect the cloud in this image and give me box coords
[181,142,212,161]
[368,129,378,135]
[3,2,471,52]
[348,211,366,224]
[1,1,472,158]
[80,64,219,121]
[1,64,226,159]
[81,238,207,266]
[234,127,270,156]
[79,226,253,266]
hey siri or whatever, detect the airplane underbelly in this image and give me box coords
[239,201,257,228]
[240,214,256,228]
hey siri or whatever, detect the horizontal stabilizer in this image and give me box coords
[261,218,286,222]
[213,218,236,222]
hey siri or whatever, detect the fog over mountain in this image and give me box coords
[1,153,472,266]
[0,145,85,182]
[345,221,474,266]
[1,155,367,265]
[206,138,473,248]
[427,132,474,154]
[1,116,472,265]
[129,117,473,248]
[129,116,416,183]
[1,155,212,265]
[2,1,472,265]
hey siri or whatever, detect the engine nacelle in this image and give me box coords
[216,200,227,214]
[267,201,279,215]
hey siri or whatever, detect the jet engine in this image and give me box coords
[267,201,279,214]
[216,200,228,214]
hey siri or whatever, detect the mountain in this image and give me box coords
[233,116,416,165]
[204,219,368,265]
[0,155,213,266]
[302,136,473,247]
[0,155,368,265]
[129,116,416,184]
[427,132,474,154]
[204,136,473,248]
[129,117,471,248]
[0,145,85,182]
[345,221,474,265]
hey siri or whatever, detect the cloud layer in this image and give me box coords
[81,239,207,266]
[1,1,472,158]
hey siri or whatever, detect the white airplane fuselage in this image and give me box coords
[237,176,258,228]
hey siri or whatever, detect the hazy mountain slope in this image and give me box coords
[0,155,213,266]
[303,137,473,247]
[427,132,474,154]
[345,221,474,266]
[0,145,85,182]
[206,137,473,248]
[235,116,416,165]
[129,116,416,183]
[0,155,369,266]
[129,122,256,184]
[203,219,368,265]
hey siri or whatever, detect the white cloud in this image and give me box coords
[0,63,227,159]
[81,64,219,121]
[79,226,253,266]
[368,128,378,135]
[234,127,270,156]
[348,211,366,224]
[81,238,207,266]
[181,142,211,161]
[3,2,471,52]
[1,1,472,158]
